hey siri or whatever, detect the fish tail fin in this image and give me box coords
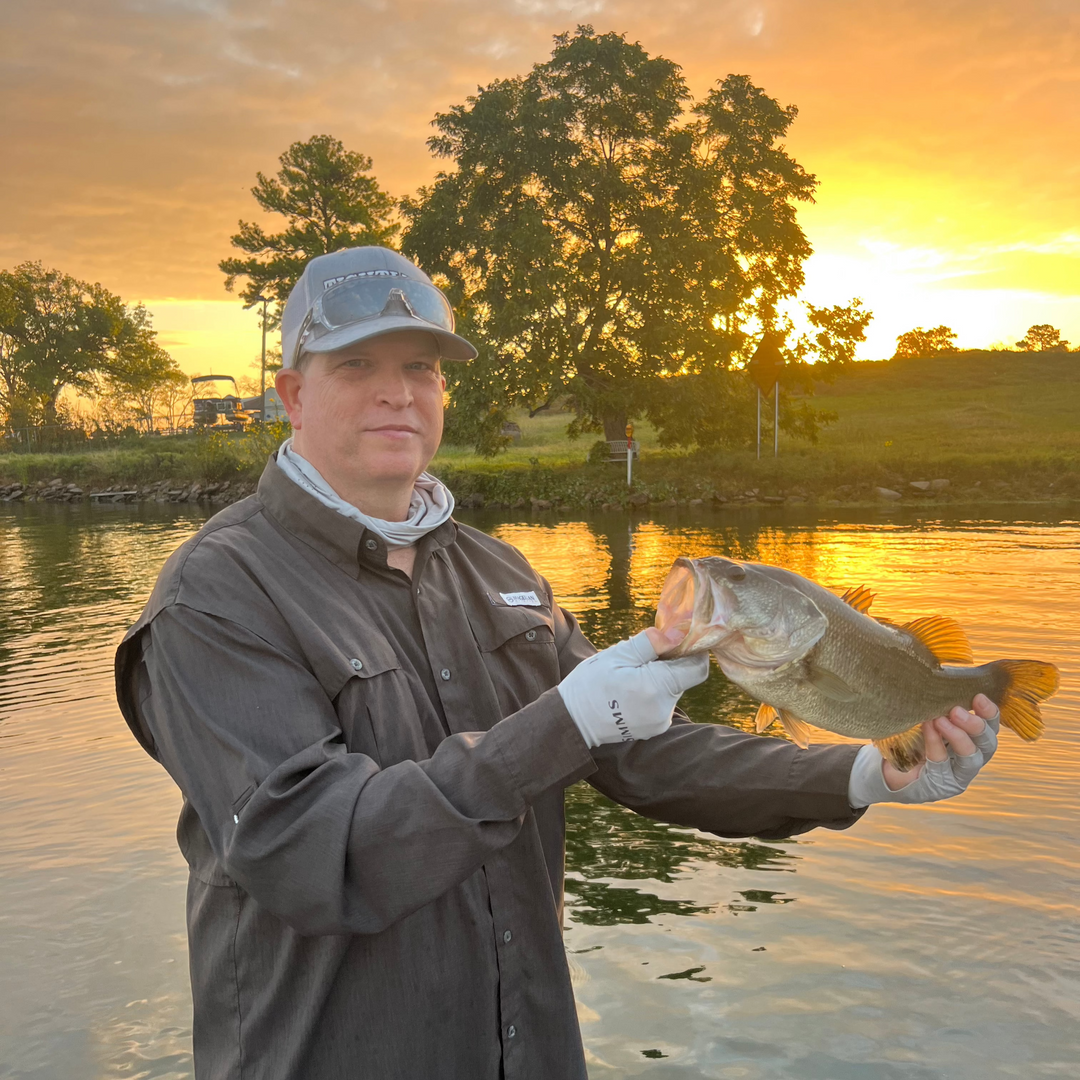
[994,660,1060,741]
[873,726,925,772]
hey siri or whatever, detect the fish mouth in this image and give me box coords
[655,556,828,667]
[656,558,740,655]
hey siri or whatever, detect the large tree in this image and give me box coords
[1016,324,1070,353]
[401,27,817,453]
[220,135,398,321]
[0,262,181,431]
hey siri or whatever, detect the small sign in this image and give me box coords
[500,591,542,607]
[747,333,786,395]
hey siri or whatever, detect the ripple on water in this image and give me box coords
[1,503,1078,1079]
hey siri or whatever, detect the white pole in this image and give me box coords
[756,388,761,459]
[774,381,779,457]
[259,299,268,404]
[627,436,633,487]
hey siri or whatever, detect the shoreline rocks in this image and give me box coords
[0,478,259,506]
[0,471,1072,515]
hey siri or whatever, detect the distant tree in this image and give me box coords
[790,297,873,369]
[100,356,189,433]
[893,325,958,359]
[402,27,817,454]
[220,135,398,323]
[1015,324,1070,352]
[0,262,182,431]
[154,375,193,432]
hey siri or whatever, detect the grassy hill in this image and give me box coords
[3,350,1078,507]
[815,350,1079,460]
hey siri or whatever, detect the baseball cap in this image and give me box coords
[280,247,477,368]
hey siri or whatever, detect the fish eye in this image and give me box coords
[723,563,747,582]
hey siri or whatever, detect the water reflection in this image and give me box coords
[564,783,797,926]
[1,502,1078,1079]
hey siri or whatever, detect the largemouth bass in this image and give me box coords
[655,556,1059,769]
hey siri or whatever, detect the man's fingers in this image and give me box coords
[935,714,978,757]
[971,694,1000,722]
[923,719,948,762]
[654,652,710,694]
[948,705,987,737]
[645,625,684,657]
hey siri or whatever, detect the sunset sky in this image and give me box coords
[3,0,1078,377]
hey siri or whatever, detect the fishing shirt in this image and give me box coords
[114,455,864,1080]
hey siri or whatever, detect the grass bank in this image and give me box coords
[2,352,1078,509]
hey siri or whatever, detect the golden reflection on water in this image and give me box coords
[2,505,1079,1080]
[491,522,611,611]
[491,513,1079,816]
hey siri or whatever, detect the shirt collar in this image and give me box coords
[257,453,457,576]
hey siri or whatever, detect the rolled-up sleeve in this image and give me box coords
[133,604,595,937]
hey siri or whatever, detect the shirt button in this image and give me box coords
[364,538,378,551]
[503,930,512,943]
[350,658,364,671]
[506,1025,516,1039]
[440,668,451,681]
[525,630,537,642]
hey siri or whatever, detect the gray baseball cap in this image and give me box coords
[280,247,477,368]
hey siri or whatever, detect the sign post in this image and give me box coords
[774,382,779,457]
[746,333,786,459]
[626,422,634,487]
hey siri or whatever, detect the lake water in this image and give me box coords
[1,501,1078,1079]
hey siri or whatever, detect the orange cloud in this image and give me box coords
[2,0,1077,374]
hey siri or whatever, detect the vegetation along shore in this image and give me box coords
[2,352,1078,512]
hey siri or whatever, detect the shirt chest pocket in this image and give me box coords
[311,634,434,765]
[467,603,561,716]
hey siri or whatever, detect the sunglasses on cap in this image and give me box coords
[292,273,457,367]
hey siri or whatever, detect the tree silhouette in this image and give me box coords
[1015,324,1070,352]
[402,27,817,454]
[893,325,958,359]
[220,135,397,324]
[794,298,873,367]
[0,262,181,431]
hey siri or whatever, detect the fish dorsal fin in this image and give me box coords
[873,725,926,772]
[900,615,974,664]
[805,662,859,702]
[755,702,778,733]
[840,585,875,614]
[777,709,814,749]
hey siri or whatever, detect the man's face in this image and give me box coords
[276,330,446,489]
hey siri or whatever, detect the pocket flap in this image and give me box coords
[309,632,401,699]
[468,601,555,653]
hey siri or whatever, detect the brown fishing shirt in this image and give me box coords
[115,456,863,1080]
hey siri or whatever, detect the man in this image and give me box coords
[115,246,998,1080]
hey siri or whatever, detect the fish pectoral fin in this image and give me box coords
[873,726,926,772]
[805,663,859,702]
[839,585,875,614]
[755,702,779,733]
[777,710,814,749]
[900,615,974,665]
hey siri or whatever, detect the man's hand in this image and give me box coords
[848,694,1000,807]
[558,630,710,748]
